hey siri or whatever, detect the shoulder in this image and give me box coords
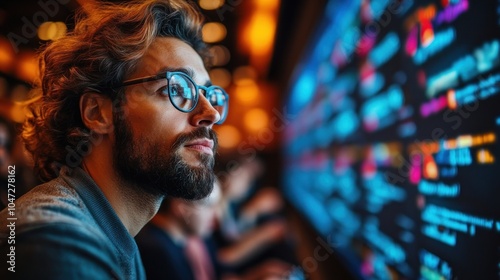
[1,177,97,232]
[1,222,122,279]
[0,179,123,279]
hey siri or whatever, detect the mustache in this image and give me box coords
[171,127,218,153]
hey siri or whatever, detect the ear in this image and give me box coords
[80,92,114,134]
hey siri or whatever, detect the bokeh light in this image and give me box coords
[0,36,15,73]
[209,45,231,66]
[255,0,279,10]
[38,21,67,41]
[234,82,259,105]
[202,22,227,43]
[216,125,242,148]
[242,13,276,56]
[244,108,269,132]
[16,52,38,83]
[199,0,225,10]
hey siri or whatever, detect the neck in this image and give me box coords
[82,157,163,236]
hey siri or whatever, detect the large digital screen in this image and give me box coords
[283,0,500,279]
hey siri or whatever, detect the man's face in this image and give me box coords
[112,37,220,200]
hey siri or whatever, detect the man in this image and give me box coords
[0,0,228,279]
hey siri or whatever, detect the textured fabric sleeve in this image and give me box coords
[0,223,122,280]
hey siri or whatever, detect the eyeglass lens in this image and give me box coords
[167,73,228,123]
[168,74,198,111]
[207,88,228,122]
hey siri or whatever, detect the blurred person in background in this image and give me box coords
[215,157,297,275]
[136,179,291,280]
[0,0,229,279]
[136,179,223,280]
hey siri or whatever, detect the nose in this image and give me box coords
[190,93,221,127]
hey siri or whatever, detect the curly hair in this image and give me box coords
[22,0,208,181]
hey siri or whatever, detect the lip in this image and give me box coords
[184,138,214,155]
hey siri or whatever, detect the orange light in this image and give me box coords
[477,149,495,164]
[38,21,67,41]
[423,155,439,179]
[404,4,436,32]
[417,5,436,22]
[216,125,241,149]
[422,29,434,46]
[472,135,483,146]
[10,103,27,123]
[199,0,225,10]
[244,108,269,132]
[0,36,15,73]
[447,89,457,110]
[457,135,473,148]
[234,82,259,105]
[444,139,457,150]
[243,13,276,56]
[485,132,496,143]
[16,52,38,83]
[53,22,67,40]
[420,142,440,154]
[38,21,53,40]
[202,22,227,43]
[0,48,13,71]
[255,0,279,10]
[420,20,434,47]
[445,132,496,150]
[209,45,230,66]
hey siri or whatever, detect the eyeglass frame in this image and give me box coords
[114,71,229,124]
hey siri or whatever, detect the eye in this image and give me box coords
[154,80,169,95]
[157,85,168,95]
[169,83,184,96]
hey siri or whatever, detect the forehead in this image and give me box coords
[130,37,208,81]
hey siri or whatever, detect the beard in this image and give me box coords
[112,114,218,200]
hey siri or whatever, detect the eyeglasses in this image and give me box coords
[119,71,229,124]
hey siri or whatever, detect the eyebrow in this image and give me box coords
[156,66,195,78]
[204,80,213,87]
[164,67,212,87]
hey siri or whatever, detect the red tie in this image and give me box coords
[184,237,216,280]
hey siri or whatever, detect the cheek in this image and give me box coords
[126,102,187,147]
